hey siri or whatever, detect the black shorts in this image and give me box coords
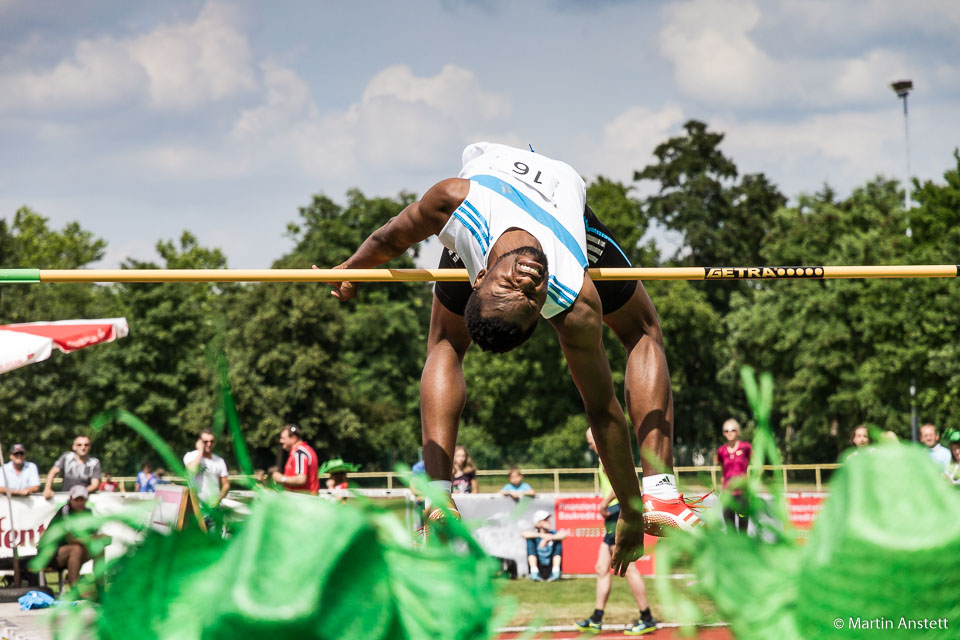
[434,205,637,316]
[603,503,621,546]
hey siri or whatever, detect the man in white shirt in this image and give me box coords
[0,444,40,496]
[920,423,952,472]
[183,429,229,506]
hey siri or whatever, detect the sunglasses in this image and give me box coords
[11,452,25,456]
[201,439,215,444]
[723,429,738,433]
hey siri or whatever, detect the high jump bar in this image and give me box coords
[0,265,958,284]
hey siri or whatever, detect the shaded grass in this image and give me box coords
[495,575,722,627]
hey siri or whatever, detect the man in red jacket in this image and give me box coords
[272,424,319,494]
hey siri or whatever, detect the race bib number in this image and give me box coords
[494,156,559,200]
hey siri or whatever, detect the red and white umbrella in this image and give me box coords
[0,317,129,374]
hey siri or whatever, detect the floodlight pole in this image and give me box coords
[890,80,913,226]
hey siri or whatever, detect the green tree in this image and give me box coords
[725,155,960,461]
[94,232,232,473]
[225,190,429,470]
[635,120,786,311]
[0,208,114,468]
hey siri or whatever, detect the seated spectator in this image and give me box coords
[319,458,360,491]
[41,485,104,590]
[452,446,478,494]
[135,461,156,492]
[0,444,40,497]
[154,468,172,485]
[498,466,535,501]
[520,510,565,582]
[98,472,124,493]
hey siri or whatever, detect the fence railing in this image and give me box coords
[107,463,843,494]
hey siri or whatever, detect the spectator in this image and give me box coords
[154,468,172,485]
[715,418,752,534]
[521,510,565,582]
[183,429,230,507]
[947,439,960,486]
[135,461,156,492]
[43,435,101,500]
[920,423,951,472]
[319,458,360,491]
[841,424,872,462]
[0,444,40,496]
[498,466,535,501]
[98,472,124,493]
[41,485,103,590]
[574,428,657,635]
[451,445,478,494]
[272,424,320,493]
[850,424,870,448]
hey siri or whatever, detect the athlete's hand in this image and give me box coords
[317,263,358,302]
[610,508,644,576]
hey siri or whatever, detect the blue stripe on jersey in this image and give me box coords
[453,211,489,256]
[470,174,588,268]
[547,281,574,307]
[456,202,491,247]
[546,288,566,307]
[548,275,578,300]
[585,220,631,265]
[461,199,490,239]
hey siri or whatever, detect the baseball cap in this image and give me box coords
[9,444,25,455]
[69,485,89,500]
[533,510,552,523]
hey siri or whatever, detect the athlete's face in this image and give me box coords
[474,246,549,331]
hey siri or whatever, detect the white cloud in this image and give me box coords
[659,0,779,106]
[120,62,511,194]
[579,105,687,184]
[0,1,256,113]
[658,0,958,108]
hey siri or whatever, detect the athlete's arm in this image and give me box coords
[328,178,469,301]
[549,276,643,577]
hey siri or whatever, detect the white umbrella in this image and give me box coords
[0,318,128,374]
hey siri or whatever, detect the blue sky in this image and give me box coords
[2,0,959,268]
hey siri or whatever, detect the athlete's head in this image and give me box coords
[465,246,548,353]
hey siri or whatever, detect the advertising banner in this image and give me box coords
[554,496,659,575]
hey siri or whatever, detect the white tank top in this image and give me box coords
[438,142,588,318]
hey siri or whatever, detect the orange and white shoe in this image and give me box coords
[416,504,462,544]
[643,494,705,536]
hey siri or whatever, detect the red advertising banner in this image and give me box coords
[786,492,826,530]
[554,496,658,575]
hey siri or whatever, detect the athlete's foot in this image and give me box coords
[642,494,703,536]
[416,502,462,543]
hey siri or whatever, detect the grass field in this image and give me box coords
[495,575,721,628]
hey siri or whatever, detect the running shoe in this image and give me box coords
[573,618,602,633]
[624,618,658,635]
[643,494,704,536]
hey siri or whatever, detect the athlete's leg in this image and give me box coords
[421,295,472,483]
[594,542,613,610]
[602,283,673,475]
[624,563,650,610]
